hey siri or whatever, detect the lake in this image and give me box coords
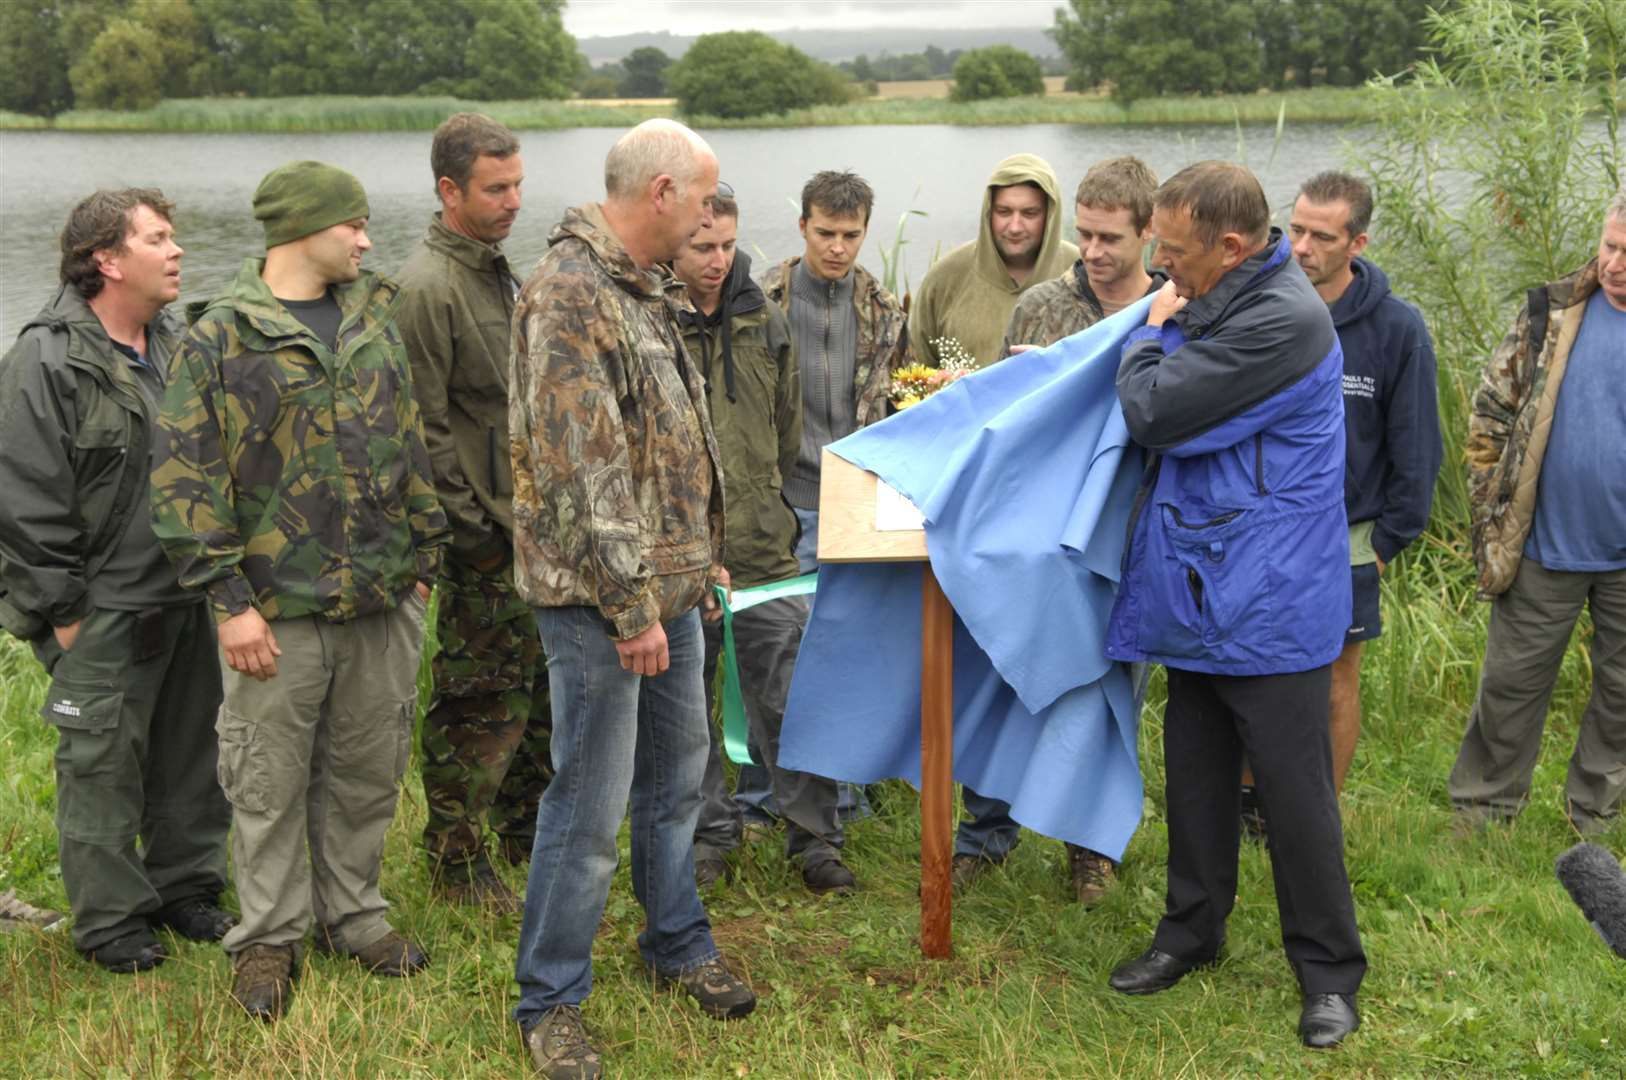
[0,123,1361,341]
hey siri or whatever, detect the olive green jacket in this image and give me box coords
[396,214,521,568]
[0,286,185,638]
[151,259,449,623]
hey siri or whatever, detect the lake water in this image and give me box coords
[0,123,1362,341]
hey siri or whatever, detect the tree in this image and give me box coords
[0,2,72,116]
[620,46,671,97]
[667,31,854,119]
[1051,0,1262,104]
[69,16,164,109]
[949,45,1044,102]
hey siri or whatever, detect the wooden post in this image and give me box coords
[919,563,954,959]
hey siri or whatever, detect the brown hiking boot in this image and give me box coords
[651,956,757,1019]
[233,943,299,1022]
[0,890,64,933]
[431,852,520,915]
[1066,843,1118,906]
[950,853,996,890]
[522,1005,602,1080]
[315,926,430,977]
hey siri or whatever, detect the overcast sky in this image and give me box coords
[563,1,1060,38]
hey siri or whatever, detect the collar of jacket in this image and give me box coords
[765,255,889,312]
[424,212,509,275]
[207,258,400,346]
[22,283,179,384]
[549,203,665,300]
[676,251,766,403]
[1176,228,1291,337]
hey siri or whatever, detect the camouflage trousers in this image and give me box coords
[421,558,552,867]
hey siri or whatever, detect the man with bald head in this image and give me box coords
[508,119,753,1079]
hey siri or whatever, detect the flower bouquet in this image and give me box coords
[890,338,978,409]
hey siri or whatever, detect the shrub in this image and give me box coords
[667,31,855,119]
[949,45,1044,103]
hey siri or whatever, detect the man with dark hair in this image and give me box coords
[762,170,910,574]
[397,112,549,913]
[1003,155,1163,357]
[673,193,855,896]
[1229,172,1439,823]
[1451,191,1626,835]
[0,189,233,973]
[152,161,449,1020]
[1105,161,1366,1048]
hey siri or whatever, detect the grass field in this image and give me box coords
[2,558,1622,1078]
[0,86,1396,134]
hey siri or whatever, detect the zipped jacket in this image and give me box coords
[509,203,725,640]
[676,250,801,589]
[396,213,522,567]
[0,286,186,638]
[1468,258,1601,597]
[1106,231,1349,675]
[151,259,449,623]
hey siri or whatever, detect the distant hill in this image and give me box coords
[576,26,1059,65]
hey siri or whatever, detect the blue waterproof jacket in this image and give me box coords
[1106,230,1349,675]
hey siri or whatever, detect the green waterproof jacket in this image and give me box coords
[675,250,802,589]
[396,213,520,567]
[0,286,183,639]
[151,259,449,623]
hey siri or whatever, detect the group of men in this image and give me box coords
[1,108,1622,1076]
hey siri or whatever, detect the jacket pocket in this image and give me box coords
[1147,504,1261,653]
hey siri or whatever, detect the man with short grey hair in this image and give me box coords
[509,119,754,1080]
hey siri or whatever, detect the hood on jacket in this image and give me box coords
[1329,257,1391,329]
[549,203,663,299]
[676,249,764,404]
[974,153,1074,294]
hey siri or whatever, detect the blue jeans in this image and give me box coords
[513,607,718,1025]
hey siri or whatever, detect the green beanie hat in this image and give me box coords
[253,160,370,248]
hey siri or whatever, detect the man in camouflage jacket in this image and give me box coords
[508,121,754,1080]
[396,113,549,911]
[1450,192,1626,834]
[151,161,448,1022]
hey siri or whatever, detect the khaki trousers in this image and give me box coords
[217,597,425,955]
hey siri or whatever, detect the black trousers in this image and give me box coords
[1152,664,1366,995]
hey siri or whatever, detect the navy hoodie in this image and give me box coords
[1330,258,1442,564]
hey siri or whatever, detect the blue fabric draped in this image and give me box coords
[779,299,1152,861]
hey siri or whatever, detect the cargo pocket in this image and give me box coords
[215,709,270,815]
[43,679,130,843]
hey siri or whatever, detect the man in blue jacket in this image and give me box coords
[1104,161,1366,1048]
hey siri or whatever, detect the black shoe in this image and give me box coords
[85,926,168,973]
[802,858,856,896]
[152,898,237,942]
[694,855,729,890]
[1299,992,1360,1048]
[1108,946,1216,995]
[1240,785,1268,843]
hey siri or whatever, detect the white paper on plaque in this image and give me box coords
[874,479,925,532]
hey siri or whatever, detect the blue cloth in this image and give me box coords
[1524,288,1626,572]
[779,301,1150,861]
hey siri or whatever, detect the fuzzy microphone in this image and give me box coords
[1555,842,1626,960]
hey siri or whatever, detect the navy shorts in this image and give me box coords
[1346,562,1382,642]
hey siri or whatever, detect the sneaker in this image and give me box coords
[316,927,429,977]
[950,853,996,890]
[232,943,299,1022]
[1240,785,1268,843]
[432,852,520,915]
[522,1005,602,1080]
[152,897,237,941]
[84,926,167,973]
[0,890,64,932]
[1066,844,1117,906]
[694,854,729,890]
[802,858,856,896]
[652,956,757,1019]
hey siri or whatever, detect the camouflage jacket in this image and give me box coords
[396,213,522,568]
[508,203,724,640]
[760,257,909,428]
[1468,258,1601,598]
[151,258,449,623]
[1000,262,1167,359]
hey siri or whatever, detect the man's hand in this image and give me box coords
[415,580,432,602]
[1148,279,1188,325]
[1375,555,1387,574]
[701,567,732,624]
[220,608,281,681]
[53,620,82,652]
[615,621,669,676]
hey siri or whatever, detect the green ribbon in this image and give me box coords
[715,573,818,765]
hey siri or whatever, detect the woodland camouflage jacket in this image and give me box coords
[151,259,449,623]
[1468,258,1601,598]
[760,257,909,429]
[508,203,724,640]
[1000,262,1167,359]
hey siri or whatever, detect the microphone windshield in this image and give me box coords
[1555,842,1626,961]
